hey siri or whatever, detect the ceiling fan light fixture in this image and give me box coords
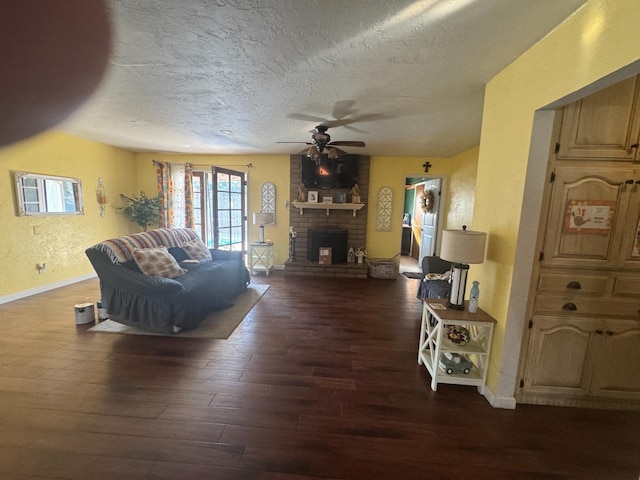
[328,147,340,159]
[313,132,329,144]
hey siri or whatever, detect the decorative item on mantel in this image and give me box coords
[347,246,355,263]
[351,182,361,204]
[440,225,487,310]
[297,182,307,202]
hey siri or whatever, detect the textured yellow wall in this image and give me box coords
[0,131,137,298]
[132,152,479,263]
[131,153,291,266]
[443,146,478,230]
[367,151,478,259]
[475,0,640,392]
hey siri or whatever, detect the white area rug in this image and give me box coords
[89,284,269,338]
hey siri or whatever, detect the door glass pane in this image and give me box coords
[218,210,230,228]
[218,191,230,210]
[218,228,230,246]
[230,192,242,209]
[217,173,230,189]
[230,175,242,193]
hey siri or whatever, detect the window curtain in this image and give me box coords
[184,162,195,229]
[170,164,185,228]
[153,160,173,228]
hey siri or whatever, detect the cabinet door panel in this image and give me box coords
[558,76,640,160]
[523,317,596,396]
[617,180,640,268]
[543,168,631,267]
[590,321,640,400]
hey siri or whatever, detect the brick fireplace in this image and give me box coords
[284,155,369,278]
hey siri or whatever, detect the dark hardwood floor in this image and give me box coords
[0,272,638,479]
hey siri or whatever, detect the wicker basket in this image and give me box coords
[367,254,400,279]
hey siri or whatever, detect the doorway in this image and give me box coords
[211,167,246,251]
[402,176,444,272]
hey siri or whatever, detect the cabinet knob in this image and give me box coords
[595,329,604,335]
[566,281,581,290]
[562,302,577,311]
[626,179,635,184]
[628,143,639,153]
[606,330,614,336]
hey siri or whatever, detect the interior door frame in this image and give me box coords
[404,174,446,262]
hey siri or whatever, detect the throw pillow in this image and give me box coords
[182,239,211,261]
[132,246,187,278]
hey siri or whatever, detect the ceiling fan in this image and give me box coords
[278,125,365,164]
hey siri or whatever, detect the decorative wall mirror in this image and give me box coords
[14,171,84,216]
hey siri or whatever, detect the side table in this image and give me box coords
[249,242,274,276]
[418,298,496,392]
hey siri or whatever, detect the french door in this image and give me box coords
[211,167,246,251]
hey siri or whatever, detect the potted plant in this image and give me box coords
[118,191,162,231]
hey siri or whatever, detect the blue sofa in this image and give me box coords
[85,228,250,333]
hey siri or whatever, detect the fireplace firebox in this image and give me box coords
[307,228,348,263]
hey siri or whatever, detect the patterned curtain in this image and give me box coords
[153,160,173,228]
[184,162,195,229]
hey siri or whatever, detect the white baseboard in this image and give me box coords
[481,385,517,409]
[0,273,97,305]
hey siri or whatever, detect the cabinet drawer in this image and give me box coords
[534,295,640,317]
[612,276,640,298]
[537,273,608,294]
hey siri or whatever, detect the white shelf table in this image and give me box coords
[249,242,274,276]
[418,298,496,392]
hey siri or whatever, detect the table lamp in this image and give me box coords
[253,212,274,244]
[439,226,487,310]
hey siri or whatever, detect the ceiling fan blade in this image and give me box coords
[329,141,365,147]
[288,113,327,124]
[276,141,312,144]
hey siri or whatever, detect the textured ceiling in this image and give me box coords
[61,0,588,157]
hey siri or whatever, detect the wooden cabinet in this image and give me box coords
[558,75,640,161]
[518,75,640,410]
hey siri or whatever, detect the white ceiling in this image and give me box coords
[61,0,588,157]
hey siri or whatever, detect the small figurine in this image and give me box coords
[297,182,307,202]
[347,247,355,263]
[355,247,365,264]
[351,182,361,203]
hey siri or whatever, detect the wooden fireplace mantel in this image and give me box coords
[292,201,365,217]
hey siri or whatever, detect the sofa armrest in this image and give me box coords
[86,248,184,297]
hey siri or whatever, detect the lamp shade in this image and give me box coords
[440,228,487,265]
[253,212,274,226]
